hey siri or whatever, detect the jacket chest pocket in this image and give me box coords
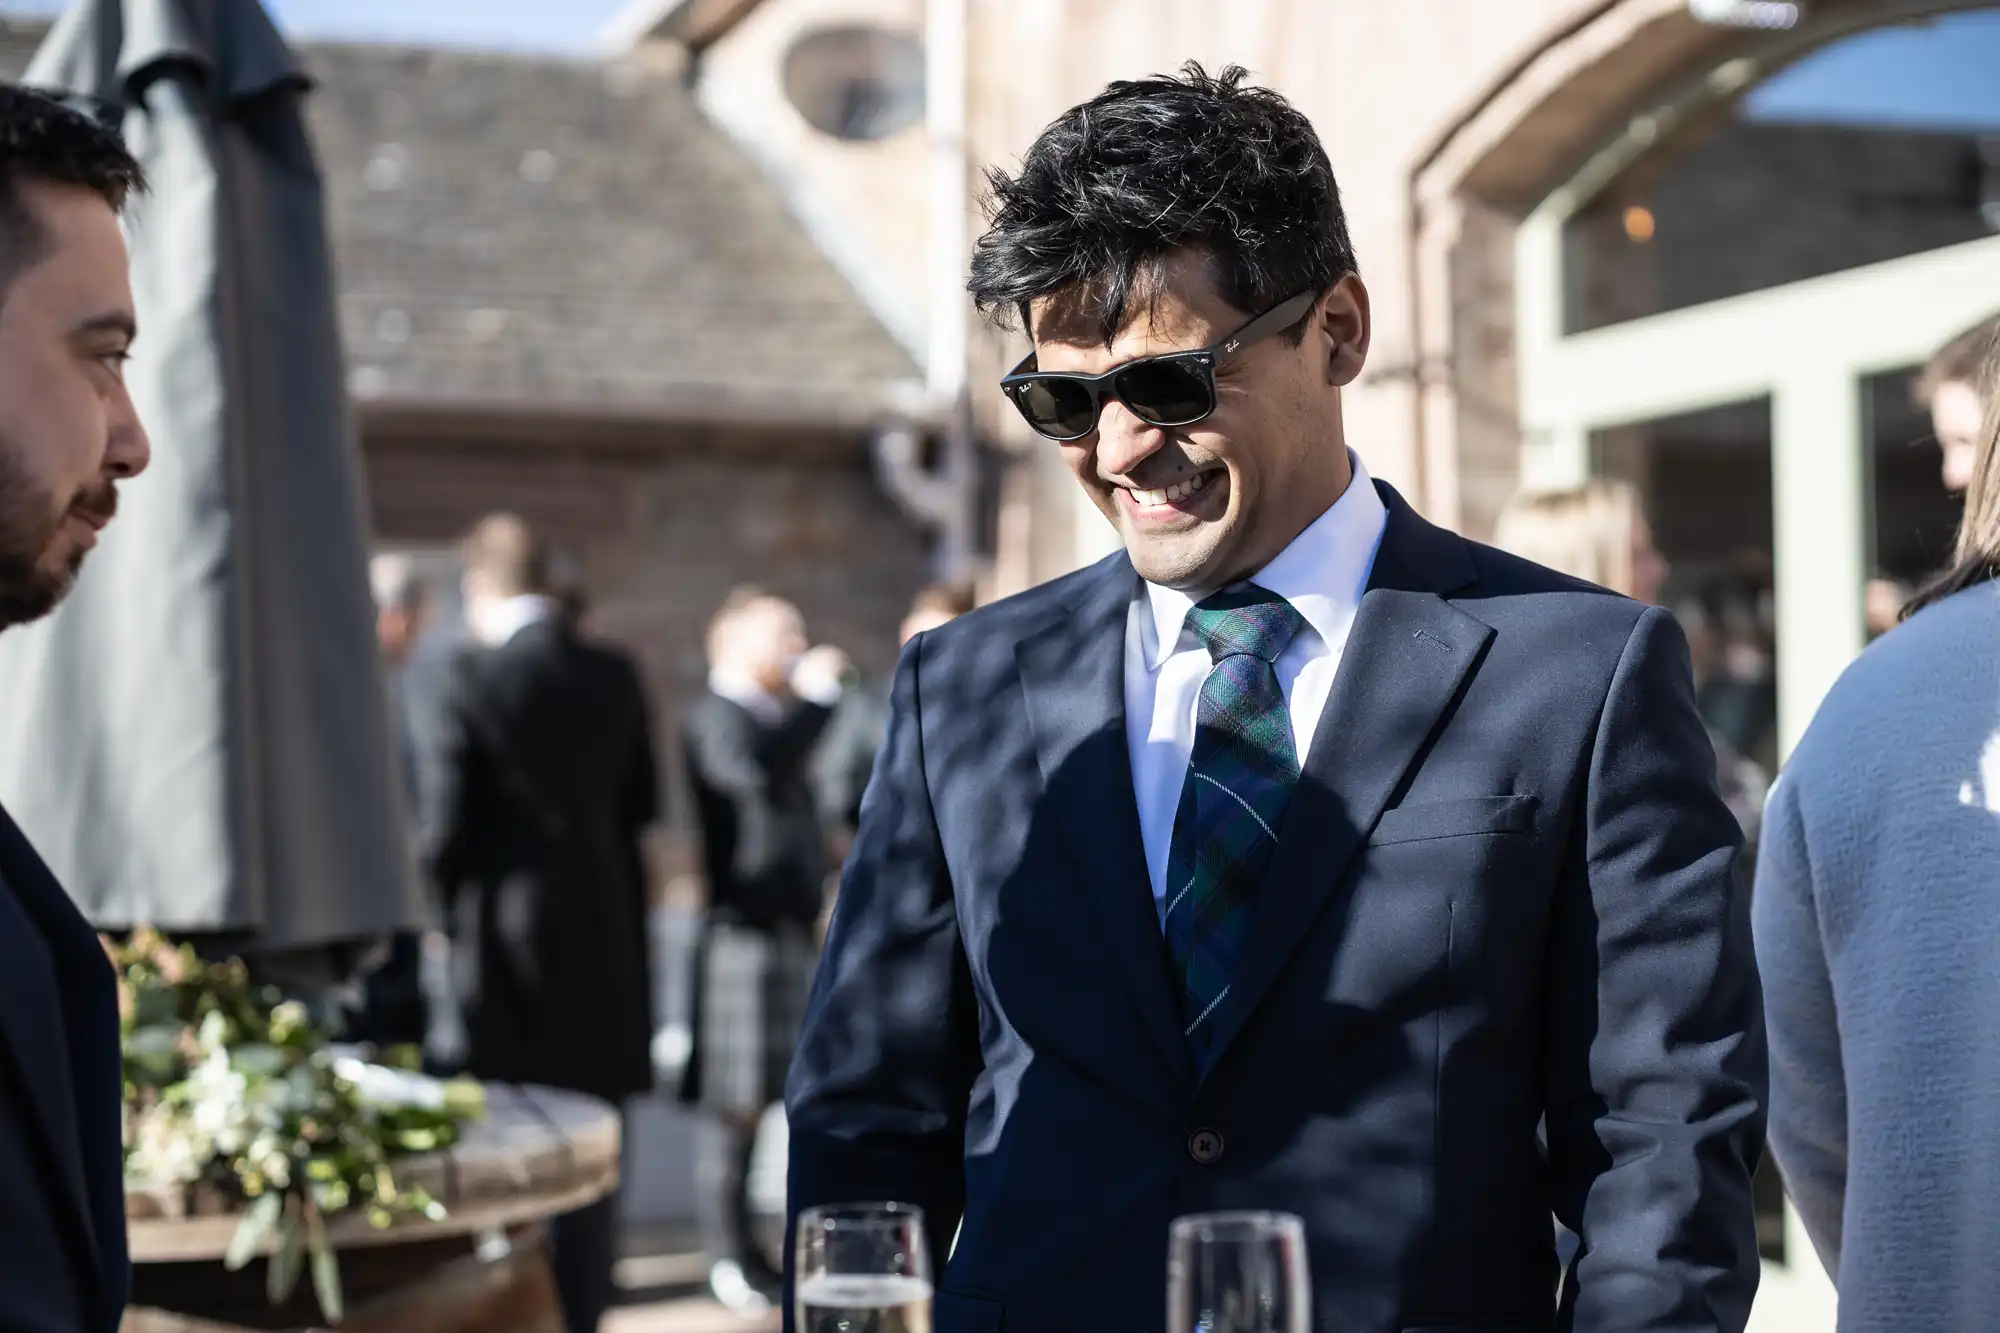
[1351,793,1551,996]
[1368,794,1538,846]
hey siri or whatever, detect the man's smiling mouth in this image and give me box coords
[1124,468,1221,507]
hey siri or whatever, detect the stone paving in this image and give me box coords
[603,1238,779,1333]
[606,1298,778,1333]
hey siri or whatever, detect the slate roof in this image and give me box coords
[0,16,919,426]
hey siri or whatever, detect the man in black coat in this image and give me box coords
[0,87,152,1333]
[682,587,848,1314]
[425,514,659,1333]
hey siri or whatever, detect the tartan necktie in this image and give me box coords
[1162,581,1305,1070]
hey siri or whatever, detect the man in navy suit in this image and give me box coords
[0,85,152,1333]
[786,64,1765,1333]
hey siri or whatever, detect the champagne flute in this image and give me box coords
[1168,1211,1311,1333]
[795,1202,932,1333]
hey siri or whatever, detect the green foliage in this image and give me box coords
[116,929,482,1321]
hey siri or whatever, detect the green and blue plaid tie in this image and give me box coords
[1162,581,1305,1070]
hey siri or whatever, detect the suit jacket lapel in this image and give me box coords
[0,807,108,1291]
[1202,483,1495,1072]
[1016,555,1196,1089]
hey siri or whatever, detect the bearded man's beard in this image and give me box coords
[0,451,113,629]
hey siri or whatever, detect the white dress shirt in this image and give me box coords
[470,592,560,648]
[709,666,786,725]
[1124,452,1388,924]
[708,657,845,724]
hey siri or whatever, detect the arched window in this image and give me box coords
[1566,7,2000,332]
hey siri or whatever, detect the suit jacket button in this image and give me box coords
[1188,1128,1225,1165]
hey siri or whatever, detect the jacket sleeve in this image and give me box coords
[810,690,885,836]
[1548,605,1768,1333]
[419,652,483,897]
[1751,771,1846,1279]
[783,632,979,1322]
[622,661,662,836]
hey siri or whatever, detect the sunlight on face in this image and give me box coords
[1031,252,1368,591]
[728,597,807,692]
[0,179,149,627]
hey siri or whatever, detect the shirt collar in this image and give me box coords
[1141,451,1387,669]
[472,593,560,648]
[708,666,786,724]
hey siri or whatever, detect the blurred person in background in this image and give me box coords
[379,553,476,1076]
[682,588,847,1315]
[1701,580,1779,774]
[1493,482,1768,843]
[813,579,977,858]
[1915,312,2000,495]
[424,514,659,1333]
[347,554,434,1050]
[542,541,680,1090]
[0,84,148,1333]
[1865,575,1912,642]
[372,553,430,790]
[1754,352,2000,1332]
[1490,479,1669,604]
[1677,595,1725,698]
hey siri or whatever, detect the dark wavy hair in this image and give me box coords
[0,84,144,301]
[968,62,1355,346]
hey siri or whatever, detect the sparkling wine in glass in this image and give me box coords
[1168,1211,1311,1333]
[795,1202,932,1333]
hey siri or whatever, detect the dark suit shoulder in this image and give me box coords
[684,689,743,731]
[478,621,610,687]
[568,631,638,670]
[682,691,772,761]
[570,635,647,695]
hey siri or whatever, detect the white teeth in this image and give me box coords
[1131,471,1214,507]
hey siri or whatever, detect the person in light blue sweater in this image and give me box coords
[1754,384,2000,1332]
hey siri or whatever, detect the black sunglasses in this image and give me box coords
[1000,289,1320,443]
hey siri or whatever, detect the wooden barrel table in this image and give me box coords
[122,1085,620,1333]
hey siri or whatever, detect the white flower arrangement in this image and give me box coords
[115,930,484,1323]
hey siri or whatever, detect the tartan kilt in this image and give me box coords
[688,919,818,1114]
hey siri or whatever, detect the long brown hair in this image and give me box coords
[1907,350,2000,617]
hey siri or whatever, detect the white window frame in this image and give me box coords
[1518,216,2000,756]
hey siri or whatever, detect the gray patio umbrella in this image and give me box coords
[0,0,420,958]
